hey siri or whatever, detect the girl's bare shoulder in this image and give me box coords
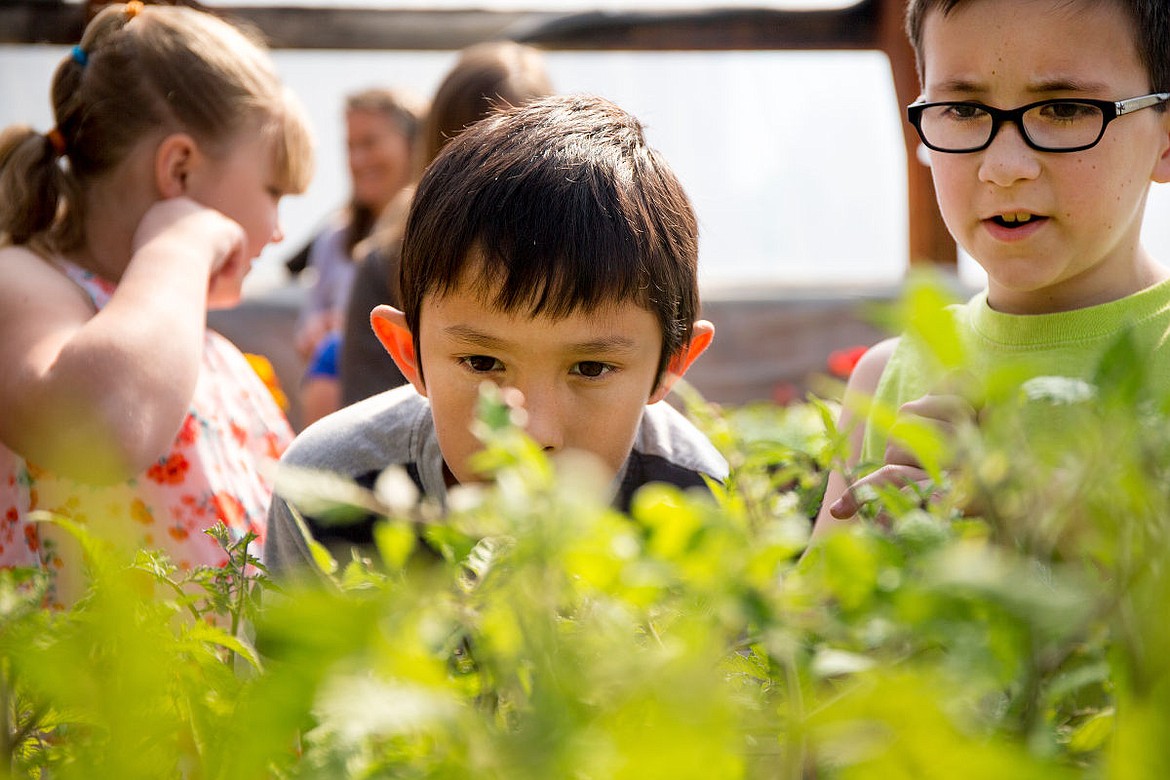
[0,244,61,279]
[0,246,96,311]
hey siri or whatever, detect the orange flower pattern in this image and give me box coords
[0,262,293,603]
[146,453,191,485]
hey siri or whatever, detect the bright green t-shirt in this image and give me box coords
[861,278,1170,466]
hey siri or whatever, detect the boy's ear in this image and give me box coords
[370,304,427,396]
[1154,115,1170,184]
[154,133,199,198]
[648,319,714,404]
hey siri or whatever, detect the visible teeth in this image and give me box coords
[1001,212,1032,223]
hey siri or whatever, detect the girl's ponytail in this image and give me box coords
[0,125,79,252]
[0,37,90,253]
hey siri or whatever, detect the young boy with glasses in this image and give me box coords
[814,0,1170,534]
[266,94,726,571]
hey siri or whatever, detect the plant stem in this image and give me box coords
[227,540,250,671]
[0,657,12,779]
[781,653,806,780]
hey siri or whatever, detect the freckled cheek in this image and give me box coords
[933,189,970,239]
[929,167,968,220]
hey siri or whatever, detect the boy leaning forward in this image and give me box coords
[267,94,727,571]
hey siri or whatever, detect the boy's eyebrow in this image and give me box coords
[442,324,641,354]
[570,335,641,354]
[929,77,984,95]
[442,325,509,350]
[930,76,1114,98]
[1027,77,1113,95]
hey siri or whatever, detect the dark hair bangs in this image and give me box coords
[468,170,660,321]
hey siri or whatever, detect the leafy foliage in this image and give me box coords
[3,283,1170,778]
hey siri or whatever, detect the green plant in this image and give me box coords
[3,282,1170,777]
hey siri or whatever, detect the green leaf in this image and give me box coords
[373,518,417,571]
[1093,327,1146,406]
[186,620,262,670]
[901,271,965,370]
[286,504,339,576]
[1066,708,1114,754]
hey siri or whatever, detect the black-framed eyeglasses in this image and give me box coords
[907,92,1170,153]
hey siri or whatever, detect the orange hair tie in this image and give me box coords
[46,128,67,158]
[124,0,144,19]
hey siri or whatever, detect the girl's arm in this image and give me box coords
[0,197,248,484]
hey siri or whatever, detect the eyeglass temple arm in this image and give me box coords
[1117,93,1170,115]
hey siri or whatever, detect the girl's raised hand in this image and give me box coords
[132,196,251,307]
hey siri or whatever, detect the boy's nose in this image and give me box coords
[513,385,564,452]
[978,122,1042,187]
[270,224,285,245]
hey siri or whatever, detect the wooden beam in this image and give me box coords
[874,0,955,268]
[0,2,86,45]
[3,1,882,52]
[213,7,544,51]
[512,6,881,51]
[0,1,540,48]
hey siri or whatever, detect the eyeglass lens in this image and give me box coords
[918,102,1105,151]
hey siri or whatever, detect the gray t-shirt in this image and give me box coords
[265,384,728,573]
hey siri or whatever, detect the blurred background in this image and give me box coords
[5,0,1170,425]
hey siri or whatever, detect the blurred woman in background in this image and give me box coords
[298,87,425,424]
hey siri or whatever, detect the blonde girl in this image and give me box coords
[0,1,314,602]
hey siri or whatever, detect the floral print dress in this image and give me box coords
[0,260,293,602]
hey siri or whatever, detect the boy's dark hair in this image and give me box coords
[419,41,553,175]
[400,93,699,386]
[905,0,1170,93]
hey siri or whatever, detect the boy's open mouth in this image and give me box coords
[990,212,1043,229]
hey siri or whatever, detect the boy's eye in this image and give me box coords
[461,355,503,373]
[571,361,614,378]
[1036,101,1097,123]
[941,103,987,122]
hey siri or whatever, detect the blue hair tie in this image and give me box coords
[71,45,88,67]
